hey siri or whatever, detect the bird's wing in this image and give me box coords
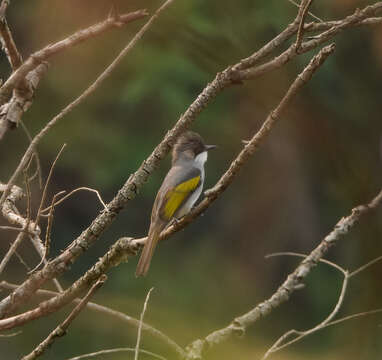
[160,167,201,221]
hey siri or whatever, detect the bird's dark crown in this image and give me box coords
[172,131,206,164]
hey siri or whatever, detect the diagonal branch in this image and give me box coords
[295,0,314,52]
[0,9,148,106]
[0,44,334,335]
[1,0,381,322]
[238,2,382,80]
[65,348,167,360]
[262,253,382,358]
[0,62,50,141]
[183,187,382,359]
[135,288,155,360]
[0,8,147,140]
[0,45,334,320]
[0,0,23,70]
[21,275,107,360]
[0,281,185,357]
[286,0,323,22]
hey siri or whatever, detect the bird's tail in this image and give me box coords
[135,225,161,277]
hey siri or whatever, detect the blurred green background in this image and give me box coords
[1,0,382,359]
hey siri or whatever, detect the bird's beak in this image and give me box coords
[205,144,217,151]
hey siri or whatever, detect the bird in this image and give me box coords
[135,131,216,277]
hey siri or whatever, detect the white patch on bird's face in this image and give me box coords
[194,150,207,167]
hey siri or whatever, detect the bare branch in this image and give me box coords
[0,63,49,141]
[135,288,154,360]
[0,281,184,358]
[0,182,41,241]
[0,8,146,140]
[287,0,323,22]
[295,0,314,52]
[21,275,107,360]
[0,225,23,231]
[0,0,178,319]
[41,187,108,215]
[34,144,66,229]
[0,182,62,291]
[0,5,165,213]
[318,308,382,330]
[262,271,349,358]
[183,187,382,359]
[0,330,21,338]
[238,3,382,80]
[1,0,380,323]
[262,253,382,358]
[0,44,334,323]
[21,121,43,187]
[29,192,64,274]
[0,231,26,275]
[265,252,347,275]
[0,0,23,70]
[65,348,167,360]
[349,255,382,278]
[0,9,148,106]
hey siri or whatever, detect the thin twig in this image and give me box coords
[0,44,335,330]
[34,144,66,229]
[135,288,154,360]
[66,348,167,360]
[265,252,347,275]
[238,3,382,80]
[14,250,30,271]
[184,186,382,358]
[318,308,382,329]
[262,271,348,358]
[1,0,381,325]
[0,9,148,106]
[0,43,335,330]
[349,255,382,278]
[287,0,323,22]
[28,192,64,273]
[41,187,108,214]
[0,225,23,231]
[0,330,22,338]
[0,0,178,318]
[21,275,107,360]
[0,62,50,141]
[0,231,26,275]
[0,0,23,70]
[20,120,43,188]
[0,6,160,211]
[23,170,31,224]
[295,0,314,52]
[0,281,184,357]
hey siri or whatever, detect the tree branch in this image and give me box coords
[0,281,184,357]
[238,2,382,80]
[65,348,167,360]
[21,275,107,360]
[1,0,380,324]
[0,9,148,106]
[0,43,334,341]
[0,62,49,141]
[135,288,154,360]
[0,0,23,70]
[183,187,382,359]
[295,0,314,52]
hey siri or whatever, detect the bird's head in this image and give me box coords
[172,131,216,165]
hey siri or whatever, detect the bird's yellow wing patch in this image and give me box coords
[162,176,200,220]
